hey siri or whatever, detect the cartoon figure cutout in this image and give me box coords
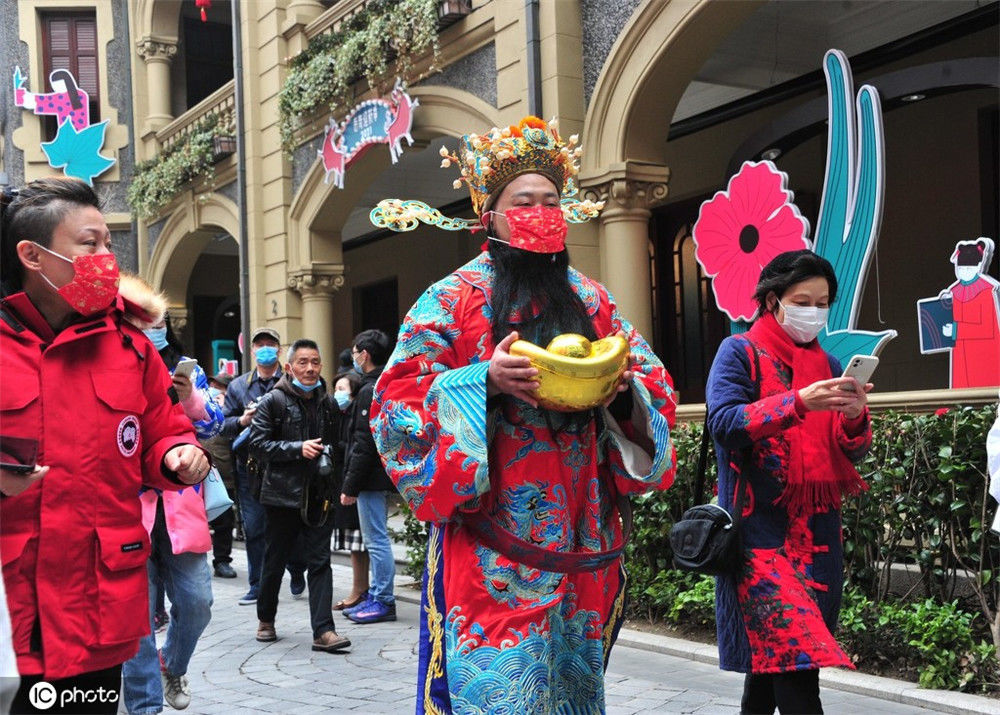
[918,238,1000,388]
[12,66,115,185]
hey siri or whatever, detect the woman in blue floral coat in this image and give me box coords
[706,250,873,714]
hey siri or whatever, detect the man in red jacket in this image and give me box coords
[0,178,209,714]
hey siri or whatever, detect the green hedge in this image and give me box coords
[392,404,1000,692]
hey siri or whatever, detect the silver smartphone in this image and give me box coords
[839,355,879,391]
[173,358,198,378]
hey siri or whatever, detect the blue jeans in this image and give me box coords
[357,491,395,605]
[236,459,267,594]
[122,510,213,714]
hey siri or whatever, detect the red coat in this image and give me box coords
[951,277,1000,388]
[0,291,204,679]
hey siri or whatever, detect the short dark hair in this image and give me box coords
[352,329,392,367]
[752,250,838,316]
[338,347,353,369]
[286,338,320,363]
[333,370,362,396]
[1,178,101,295]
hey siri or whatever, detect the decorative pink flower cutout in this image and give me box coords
[692,161,811,321]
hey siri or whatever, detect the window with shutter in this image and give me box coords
[41,12,100,141]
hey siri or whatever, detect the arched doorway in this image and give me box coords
[146,193,241,369]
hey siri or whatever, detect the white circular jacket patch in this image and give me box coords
[117,415,140,457]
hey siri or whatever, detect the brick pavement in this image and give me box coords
[125,546,999,714]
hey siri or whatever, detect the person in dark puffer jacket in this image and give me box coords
[340,329,397,625]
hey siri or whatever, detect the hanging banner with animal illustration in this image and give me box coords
[917,237,1000,388]
[12,66,115,185]
[319,79,418,189]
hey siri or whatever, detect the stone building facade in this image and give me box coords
[4,0,997,408]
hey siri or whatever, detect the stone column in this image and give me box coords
[583,178,668,340]
[282,0,326,42]
[288,265,345,383]
[136,39,177,131]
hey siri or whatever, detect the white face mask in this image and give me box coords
[955,266,978,283]
[778,300,828,344]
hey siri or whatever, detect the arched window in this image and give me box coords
[652,197,728,403]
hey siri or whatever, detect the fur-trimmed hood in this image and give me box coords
[117,273,167,329]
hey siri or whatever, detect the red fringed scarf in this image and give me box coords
[748,313,867,513]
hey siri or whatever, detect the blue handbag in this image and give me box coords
[202,466,234,521]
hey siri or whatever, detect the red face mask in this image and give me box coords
[35,244,120,316]
[484,205,568,254]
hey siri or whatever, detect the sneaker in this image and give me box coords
[161,669,191,710]
[345,600,396,624]
[290,571,305,600]
[238,591,258,606]
[343,592,373,616]
[213,563,237,579]
[153,610,169,633]
[311,630,351,652]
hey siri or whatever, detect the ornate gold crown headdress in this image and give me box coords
[370,116,603,233]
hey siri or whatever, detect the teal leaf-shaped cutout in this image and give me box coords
[820,328,896,367]
[40,119,116,186]
[812,50,895,365]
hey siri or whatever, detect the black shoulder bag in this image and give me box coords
[669,343,759,576]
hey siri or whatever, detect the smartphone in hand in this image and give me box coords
[173,358,198,378]
[0,435,38,474]
[839,355,879,391]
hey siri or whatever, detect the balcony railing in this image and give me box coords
[155,80,236,157]
[306,0,471,42]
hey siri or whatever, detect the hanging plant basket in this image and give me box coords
[127,114,223,219]
[278,0,442,152]
[212,135,237,161]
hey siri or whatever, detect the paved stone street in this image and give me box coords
[128,545,988,715]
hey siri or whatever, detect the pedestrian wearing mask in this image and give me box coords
[341,330,397,625]
[706,250,873,714]
[329,371,369,611]
[0,178,209,714]
[221,327,306,605]
[249,340,349,651]
[120,284,223,714]
[203,373,238,578]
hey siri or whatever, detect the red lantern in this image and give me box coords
[195,0,211,22]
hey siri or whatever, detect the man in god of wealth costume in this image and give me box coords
[368,116,677,713]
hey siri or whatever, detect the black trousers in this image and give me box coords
[11,665,122,714]
[210,487,236,566]
[741,670,822,714]
[256,505,336,638]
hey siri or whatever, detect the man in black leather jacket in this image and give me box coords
[248,339,350,652]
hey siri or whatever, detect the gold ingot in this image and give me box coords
[509,333,629,412]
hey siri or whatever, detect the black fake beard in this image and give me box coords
[488,241,596,348]
[488,241,599,429]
